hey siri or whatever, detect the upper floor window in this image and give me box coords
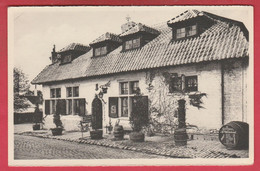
[125,38,140,50]
[176,25,197,39]
[66,86,79,97]
[169,75,198,93]
[185,76,198,92]
[50,88,61,98]
[120,81,139,95]
[120,82,128,95]
[94,46,107,56]
[130,81,139,94]
[61,55,72,64]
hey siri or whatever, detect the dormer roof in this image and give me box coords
[58,43,90,53]
[89,32,122,47]
[167,9,202,25]
[32,10,249,84]
[120,23,160,38]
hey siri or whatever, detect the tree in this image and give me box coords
[13,67,31,112]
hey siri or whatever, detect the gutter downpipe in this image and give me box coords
[221,61,225,125]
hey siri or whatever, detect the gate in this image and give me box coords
[91,96,103,129]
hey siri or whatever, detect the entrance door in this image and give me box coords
[91,96,103,129]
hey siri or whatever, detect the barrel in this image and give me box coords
[113,125,124,140]
[174,128,188,146]
[219,121,249,149]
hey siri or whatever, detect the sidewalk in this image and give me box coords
[14,124,249,158]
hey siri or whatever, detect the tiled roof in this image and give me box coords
[89,32,122,46]
[167,9,201,25]
[58,43,90,53]
[120,23,160,37]
[32,11,249,84]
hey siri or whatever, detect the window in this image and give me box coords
[169,75,198,93]
[73,99,80,115]
[120,82,128,95]
[187,25,197,37]
[125,38,140,50]
[118,81,140,117]
[46,87,85,115]
[67,99,72,115]
[121,97,128,117]
[169,77,182,93]
[61,55,72,64]
[185,76,198,92]
[50,88,61,98]
[94,46,107,56]
[176,28,186,39]
[67,87,72,97]
[66,86,79,97]
[176,25,197,39]
[130,81,139,94]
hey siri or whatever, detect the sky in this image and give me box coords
[9,6,252,86]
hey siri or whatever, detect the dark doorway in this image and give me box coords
[91,96,103,129]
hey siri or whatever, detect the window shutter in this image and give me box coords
[140,96,149,120]
[60,99,67,115]
[45,100,50,115]
[79,98,86,116]
[109,97,118,118]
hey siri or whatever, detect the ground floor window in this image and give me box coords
[45,98,85,116]
[121,97,128,117]
[109,96,148,119]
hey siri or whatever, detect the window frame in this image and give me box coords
[169,75,198,93]
[124,37,141,51]
[118,81,140,118]
[94,46,107,57]
[50,88,61,98]
[176,24,197,40]
[185,76,198,92]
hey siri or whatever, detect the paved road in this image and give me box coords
[14,135,169,159]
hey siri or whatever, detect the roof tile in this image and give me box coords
[32,12,249,84]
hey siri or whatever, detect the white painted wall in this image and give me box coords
[41,60,247,132]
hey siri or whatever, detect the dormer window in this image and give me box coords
[125,38,140,50]
[61,55,72,64]
[176,25,197,39]
[120,23,160,52]
[90,32,122,57]
[94,46,107,57]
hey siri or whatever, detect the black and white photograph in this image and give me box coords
[8,6,253,166]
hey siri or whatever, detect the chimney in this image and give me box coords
[34,84,37,96]
[51,45,57,63]
[121,15,136,33]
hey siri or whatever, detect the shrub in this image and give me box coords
[129,88,149,132]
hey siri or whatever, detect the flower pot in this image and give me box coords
[174,128,188,146]
[33,124,40,130]
[129,132,145,142]
[90,130,103,139]
[113,125,124,140]
[51,128,63,136]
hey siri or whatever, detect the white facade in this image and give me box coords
[42,59,248,132]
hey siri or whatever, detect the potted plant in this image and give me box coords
[32,103,42,130]
[113,119,124,140]
[106,119,113,134]
[129,88,149,142]
[51,100,63,136]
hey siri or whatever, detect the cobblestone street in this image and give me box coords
[14,135,169,159]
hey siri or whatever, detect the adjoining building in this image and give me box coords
[31,10,249,132]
